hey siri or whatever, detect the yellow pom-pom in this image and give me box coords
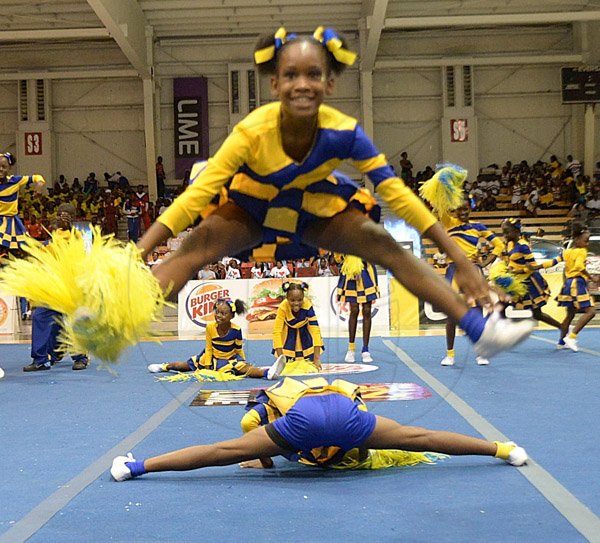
[340,255,364,278]
[280,359,319,376]
[488,261,528,299]
[332,448,449,470]
[0,226,168,364]
[156,369,244,383]
[419,163,467,216]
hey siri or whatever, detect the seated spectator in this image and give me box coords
[480,191,497,211]
[316,258,334,277]
[270,260,291,279]
[524,186,540,217]
[225,260,241,280]
[147,251,164,268]
[250,262,268,279]
[198,264,216,280]
[26,215,46,241]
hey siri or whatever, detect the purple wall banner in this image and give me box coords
[173,77,209,179]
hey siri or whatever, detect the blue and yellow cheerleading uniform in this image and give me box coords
[241,377,375,467]
[554,248,593,310]
[187,322,252,375]
[504,237,550,309]
[0,174,44,249]
[441,214,504,290]
[272,298,323,362]
[337,260,379,303]
[157,102,437,256]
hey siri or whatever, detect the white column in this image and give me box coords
[584,103,596,177]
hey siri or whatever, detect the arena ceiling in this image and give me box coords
[1,0,600,79]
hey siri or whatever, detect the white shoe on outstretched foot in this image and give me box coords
[440,356,455,366]
[505,443,528,466]
[111,452,135,481]
[563,336,579,352]
[267,354,287,380]
[147,363,168,373]
[0,367,4,379]
[474,311,534,359]
[476,356,489,366]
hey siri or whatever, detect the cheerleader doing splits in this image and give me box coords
[148,298,285,380]
[136,26,533,361]
[111,376,528,481]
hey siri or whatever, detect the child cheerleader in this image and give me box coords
[272,282,323,374]
[337,255,379,363]
[148,298,285,380]
[501,218,563,332]
[557,222,596,352]
[0,152,45,252]
[135,26,533,362]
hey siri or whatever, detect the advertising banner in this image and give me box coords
[178,276,390,338]
[0,296,18,335]
[173,77,209,178]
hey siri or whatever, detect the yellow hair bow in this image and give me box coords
[254,27,292,64]
[313,26,357,66]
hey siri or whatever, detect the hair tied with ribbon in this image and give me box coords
[282,281,291,293]
[255,27,297,65]
[1,152,16,166]
[313,26,357,66]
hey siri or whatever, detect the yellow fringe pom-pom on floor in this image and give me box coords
[0,227,168,365]
[280,359,319,376]
[156,369,245,383]
[332,448,449,470]
[488,261,528,300]
[340,255,364,278]
[419,162,468,217]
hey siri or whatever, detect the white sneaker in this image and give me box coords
[440,356,455,366]
[111,452,135,481]
[344,350,355,363]
[147,363,167,373]
[563,336,579,352]
[504,442,528,466]
[361,351,373,363]
[476,356,489,366]
[267,354,286,380]
[474,311,535,359]
[0,367,4,380]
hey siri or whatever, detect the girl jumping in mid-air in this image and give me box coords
[130,27,530,361]
[148,298,285,380]
[556,222,596,352]
[271,281,323,374]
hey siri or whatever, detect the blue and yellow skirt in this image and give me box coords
[557,276,593,310]
[0,215,28,249]
[513,271,550,310]
[229,170,377,260]
[337,262,379,303]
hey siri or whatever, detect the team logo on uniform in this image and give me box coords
[185,282,231,328]
[191,382,431,406]
[329,287,379,323]
[0,298,8,327]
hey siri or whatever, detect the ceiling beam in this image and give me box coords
[0,28,109,41]
[0,68,138,81]
[376,53,583,69]
[360,0,388,72]
[385,11,600,29]
[87,0,151,78]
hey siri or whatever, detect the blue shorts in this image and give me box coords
[268,393,376,453]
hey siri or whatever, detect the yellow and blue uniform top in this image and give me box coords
[504,237,550,309]
[0,174,44,216]
[272,298,323,361]
[189,321,251,374]
[543,248,589,279]
[554,248,593,308]
[241,377,367,466]
[157,102,437,241]
[441,215,504,262]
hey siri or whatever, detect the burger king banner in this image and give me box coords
[0,295,18,335]
[178,276,390,337]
